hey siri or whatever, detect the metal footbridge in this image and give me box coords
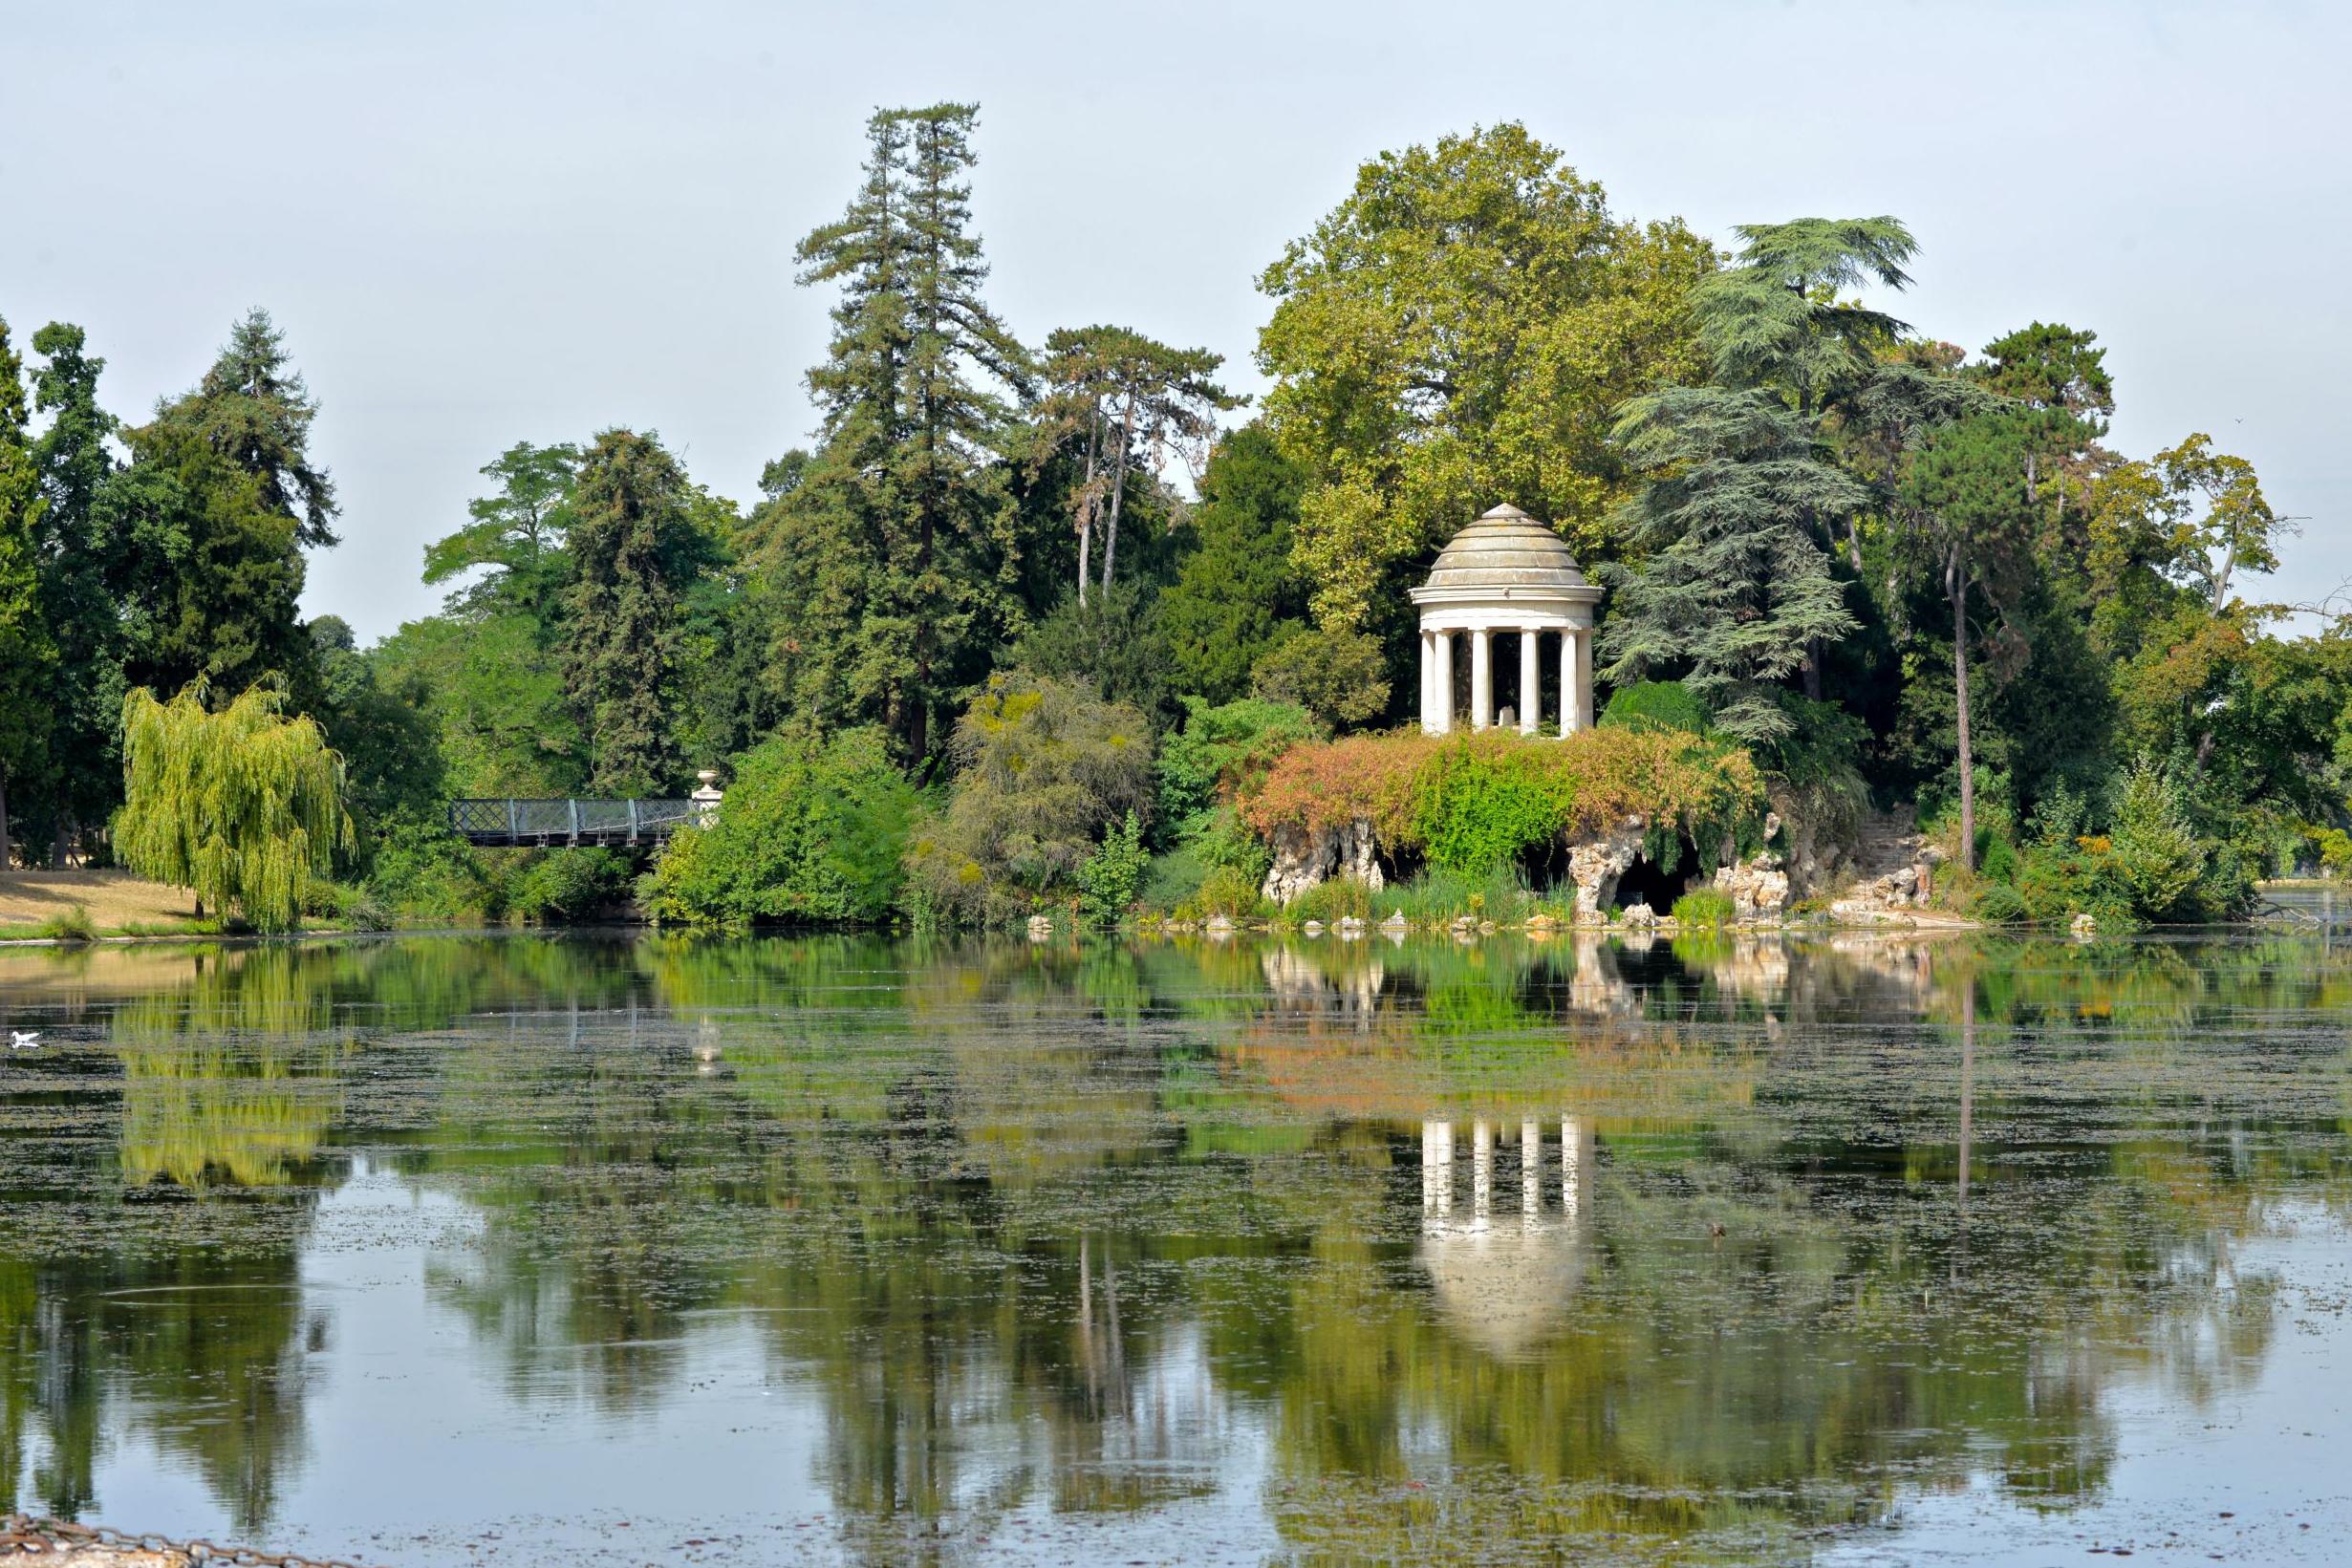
[447,797,706,848]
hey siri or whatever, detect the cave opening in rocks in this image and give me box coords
[1610,835,1700,913]
[1518,837,1573,894]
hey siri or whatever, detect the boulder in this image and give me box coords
[1565,816,1648,920]
[1261,818,1384,905]
[1711,851,1790,920]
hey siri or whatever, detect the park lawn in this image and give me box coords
[0,870,208,935]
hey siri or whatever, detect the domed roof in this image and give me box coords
[1413,504,1591,599]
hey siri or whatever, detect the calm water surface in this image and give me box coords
[0,930,2345,1565]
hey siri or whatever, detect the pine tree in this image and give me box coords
[1034,326,1234,600]
[565,429,701,795]
[763,103,1029,763]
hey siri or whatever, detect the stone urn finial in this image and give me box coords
[689,768,723,826]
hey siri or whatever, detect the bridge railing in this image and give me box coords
[447,798,701,846]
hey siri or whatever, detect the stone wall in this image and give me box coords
[1256,799,1942,926]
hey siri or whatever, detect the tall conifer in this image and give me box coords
[763,103,1027,763]
[565,429,697,794]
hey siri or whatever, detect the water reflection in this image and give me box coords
[0,929,2340,1562]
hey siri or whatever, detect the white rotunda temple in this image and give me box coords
[1409,504,1601,737]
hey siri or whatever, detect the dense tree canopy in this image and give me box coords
[4,102,2344,933]
[1257,123,1713,636]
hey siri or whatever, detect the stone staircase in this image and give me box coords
[1826,808,1945,919]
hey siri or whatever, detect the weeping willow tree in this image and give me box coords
[115,682,352,932]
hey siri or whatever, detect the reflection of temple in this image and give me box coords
[1415,1117,1595,1357]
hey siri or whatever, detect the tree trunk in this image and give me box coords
[1076,409,1099,606]
[1952,552,1974,873]
[1845,514,1863,572]
[1802,640,1823,701]
[1101,394,1137,592]
[0,773,10,875]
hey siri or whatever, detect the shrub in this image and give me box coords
[1010,581,1178,734]
[1196,865,1262,918]
[1288,877,1372,925]
[2014,839,2134,927]
[904,676,1156,924]
[33,906,97,942]
[1077,811,1151,927]
[1141,843,1211,913]
[363,811,504,923]
[1979,835,2020,887]
[1241,727,1764,878]
[1156,696,1322,834]
[1971,882,2030,925]
[1602,679,1714,737]
[1249,626,1391,730]
[510,849,633,924]
[2108,760,2206,922]
[1192,805,1274,887]
[302,881,393,931]
[1670,888,1737,928]
[642,727,917,928]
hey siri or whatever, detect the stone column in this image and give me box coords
[1470,630,1493,731]
[1521,1119,1541,1221]
[1472,1120,1493,1221]
[1418,629,1435,735]
[1433,630,1454,735]
[1422,1120,1454,1218]
[1562,629,1589,736]
[1520,631,1541,735]
[1562,1115,1583,1216]
[1559,634,1575,736]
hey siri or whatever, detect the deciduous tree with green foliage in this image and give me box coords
[26,323,126,860]
[1257,122,1713,636]
[422,440,578,617]
[0,317,56,869]
[114,682,351,933]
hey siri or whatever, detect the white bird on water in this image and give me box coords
[9,1031,38,1051]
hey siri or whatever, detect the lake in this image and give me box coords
[0,928,2345,1565]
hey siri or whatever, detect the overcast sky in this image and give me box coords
[9,0,2347,643]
